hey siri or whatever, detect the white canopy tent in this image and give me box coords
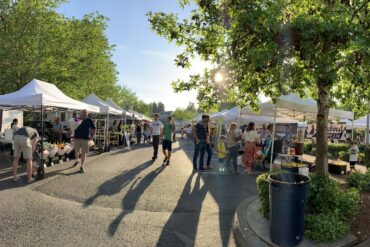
[82,94,122,115]
[241,94,354,121]
[238,93,354,171]
[0,79,100,170]
[213,106,300,124]
[0,79,99,113]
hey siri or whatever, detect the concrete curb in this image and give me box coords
[233,196,270,247]
[233,197,359,247]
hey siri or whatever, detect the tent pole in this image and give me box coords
[41,105,45,172]
[237,106,241,126]
[270,105,277,171]
[351,120,354,141]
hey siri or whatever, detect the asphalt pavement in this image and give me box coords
[0,138,257,247]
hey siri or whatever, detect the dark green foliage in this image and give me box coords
[347,170,370,192]
[305,213,350,242]
[328,144,349,158]
[364,148,370,169]
[304,142,314,153]
[338,151,350,161]
[256,173,270,219]
[305,175,360,242]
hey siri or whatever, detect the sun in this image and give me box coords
[214,72,224,83]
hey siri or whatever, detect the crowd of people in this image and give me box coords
[9,110,363,183]
[190,115,274,174]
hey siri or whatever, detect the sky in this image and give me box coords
[57,0,206,111]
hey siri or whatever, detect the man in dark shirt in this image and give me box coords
[12,126,39,183]
[73,109,95,173]
[192,115,210,171]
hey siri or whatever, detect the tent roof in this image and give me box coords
[214,106,299,124]
[0,79,99,113]
[82,94,122,115]
[104,99,128,115]
[241,93,354,121]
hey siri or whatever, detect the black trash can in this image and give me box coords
[268,173,310,246]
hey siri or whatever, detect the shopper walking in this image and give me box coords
[136,121,142,144]
[73,109,95,173]
[226,123,240,173]
[150,113,163,162]
[243,122,259,174]
[12,126,39,183]
[193,115,209,171]
[161,116,175,165]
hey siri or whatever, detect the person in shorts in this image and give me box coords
[12,126,39,183]
[73,109,95,173]
[161,116,175,166]
[349,140,359,173]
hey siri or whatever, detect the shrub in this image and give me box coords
[338,151,349,161]
[347,170,370,192]
[305,213,350,242]
[305,175,360,242]
[364,147,370,168]
[328,143,349,158]
[304,142,314,153]
[311,147,317,155]
[256,173,270,219]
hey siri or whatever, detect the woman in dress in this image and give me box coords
[243,122,260,174]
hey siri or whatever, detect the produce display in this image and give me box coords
[40,142,73,165]
[282,163,306,168]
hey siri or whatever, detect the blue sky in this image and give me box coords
[58,0,205,111]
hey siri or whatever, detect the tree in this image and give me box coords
[148,0,369,176]
[0,0,118,100]
[157,101,165,113]
[172,107,197,122]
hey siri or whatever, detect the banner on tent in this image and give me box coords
[275,123,298,139]
[306,124,347,141]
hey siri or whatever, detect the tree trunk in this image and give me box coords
[315,80,330,176]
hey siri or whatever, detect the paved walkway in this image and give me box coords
[0,138,257,247]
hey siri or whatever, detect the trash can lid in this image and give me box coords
[268,172,310,185]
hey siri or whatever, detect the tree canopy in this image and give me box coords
[0,0,150,115]
[148,0,369,175]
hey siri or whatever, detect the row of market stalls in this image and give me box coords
[0,79,151,170]
[207,93,361,170]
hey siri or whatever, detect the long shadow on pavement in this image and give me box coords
[108,164,166,236]
[83,160,153,208]
[157,139,257,247]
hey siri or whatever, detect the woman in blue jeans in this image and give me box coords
[226,123,240,173]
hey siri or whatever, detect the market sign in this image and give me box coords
[306,124,347,141]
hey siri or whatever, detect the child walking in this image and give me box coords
[349,140,359,173]
[226,123,240,174]
[217,136,227,172]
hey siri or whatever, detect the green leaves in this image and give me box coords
[148,0,369,112]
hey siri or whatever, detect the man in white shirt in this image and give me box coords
[150,113,163,162]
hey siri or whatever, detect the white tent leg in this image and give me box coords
[269,105,277,172]
[351,120,354,141]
